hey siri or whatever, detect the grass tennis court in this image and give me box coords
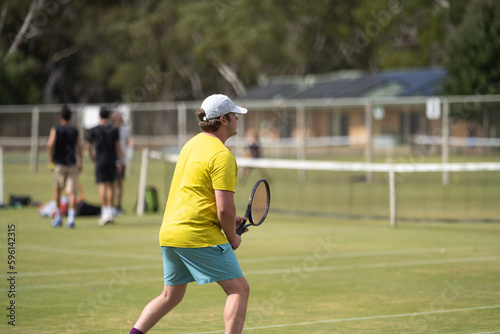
[1,153,500,333]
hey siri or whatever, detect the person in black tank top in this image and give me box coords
[47,105,82,228]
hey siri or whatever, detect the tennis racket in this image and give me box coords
[236,179,270,235]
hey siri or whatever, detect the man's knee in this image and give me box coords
[163,292,183,307]
[161,285,186,306]
[241,279,250,296]
[233,277,250,298]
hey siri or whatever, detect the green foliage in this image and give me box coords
[0,52,43,104]
[444,0,500,96]
[0,1,494,104]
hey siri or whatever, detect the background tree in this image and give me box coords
[444,0,500,96]
[1,0,492,105]
[0,52,42,104]
[444,0,500,124]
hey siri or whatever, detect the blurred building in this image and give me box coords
[237,68,452,148]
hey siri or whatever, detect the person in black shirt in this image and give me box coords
[112,110,134,215]
[239,132,271,184]
[47,105,82,228]
[85,107,122,225]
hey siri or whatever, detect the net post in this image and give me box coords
[442,98,450,185]
[136,148,149,216]
[177,102,187,149]
[126,106,134,177]
[235,112,245,158]
[30,106,40,174]
[389,168,396,228]
[297,102,307,181]
[365,100,373,183]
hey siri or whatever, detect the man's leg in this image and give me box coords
[67,189,76,210]
[104,181,114,208]
[105,181,115,220]
[217,276,250,334]
[54,187,61,209]
[115,178,123,215]
[98,182,113,225]
[98,182,106,208]
[131,284,187,334]
[51,187,62,227]
[66,169,78,228]
[116,167,124,211]
[67,191,76,227]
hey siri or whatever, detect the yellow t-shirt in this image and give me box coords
[159,133,238,248]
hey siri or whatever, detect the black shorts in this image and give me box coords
[95,163,116,183]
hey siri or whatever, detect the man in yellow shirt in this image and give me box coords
[129,94,249,334]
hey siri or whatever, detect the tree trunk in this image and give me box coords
[215,62,247,96]
[43,64,65,103]
[7,0,42,55]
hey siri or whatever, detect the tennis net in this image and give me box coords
[141,150,500,225]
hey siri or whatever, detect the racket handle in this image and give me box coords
[236,221,246,236]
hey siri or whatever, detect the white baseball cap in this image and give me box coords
[201,94,247,121]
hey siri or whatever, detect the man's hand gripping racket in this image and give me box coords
[236,179,270,235]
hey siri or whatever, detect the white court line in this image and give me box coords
[239,245,500,264]
[1,245,498,278]
[1,255,499,291]
[13,245,160,260]
[246,255,500,275]
[0,277,162,291]
[186,305,500,334]
[0,264,161,278]
[3,244,498,263]
[471,331,500,334]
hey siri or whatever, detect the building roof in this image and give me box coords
[240,68,448,100]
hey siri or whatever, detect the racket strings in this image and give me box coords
[251,183,269,224]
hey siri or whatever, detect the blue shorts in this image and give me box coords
[161,243,243,286]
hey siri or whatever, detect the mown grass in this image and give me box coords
[0,152,499,333]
